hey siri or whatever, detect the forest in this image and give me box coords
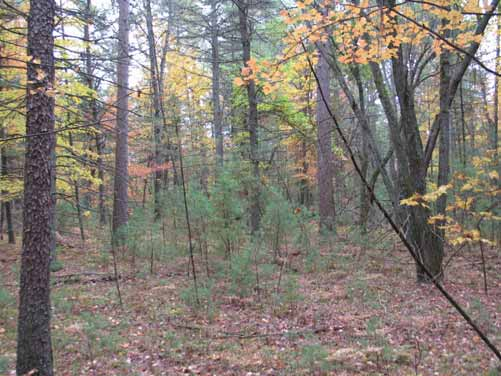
[0,0,500,374]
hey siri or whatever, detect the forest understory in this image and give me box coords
[2,0,501,374]
[1,227,499,376]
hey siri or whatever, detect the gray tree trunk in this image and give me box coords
[391,43,444,282]
[237,0,260,233]
[0,128,15,244]
[211,0,224,169]
[494,13,500,244]
[16,0,56,374]
[315,45,336,232]
[144,0,164,220]
[112,0,130,244]
[84,0,107,225]
[95,132,106,225]
[436,45,451,243]
[299,139,311,207]
[68,132,86,243]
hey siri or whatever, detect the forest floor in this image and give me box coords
[0,227,500,375]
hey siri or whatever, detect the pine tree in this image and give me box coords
[16,0,56,374]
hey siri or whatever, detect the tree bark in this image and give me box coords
[354,67,370,233]
[144,0,164,220]
[494,11,500,244]
[299,139,311,207]
[0,203,3,240]
[391,44,444,282]
[370,0,498,282]
[211,0,224,169]
[495,13,500,163]
[16,0,56,374]
[68,132,85,243]
[315,44,336,233]
[84,0,106,225]
[0,128,15,244]
[96,133,106,225]
[237,0,260,233]
[0,46,15,244]
[436,45,451,234]
[112,0,130,244]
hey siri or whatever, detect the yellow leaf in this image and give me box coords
[488,170,499,180]
[460,182,473,192]
[262,84,273,95]
[400,193,422,207]
[234,77,245,86]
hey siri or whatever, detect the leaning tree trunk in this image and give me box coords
[315,43,336,233]
[112,0,130,244]
[16,0,56,374]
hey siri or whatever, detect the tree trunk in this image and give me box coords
[353,65,370,232]
[68,132,85,243]
[96,132,107,225]
[0,203,3,240]
[0,48,15,244]
[4,200,15,244]
[372,0,498,281]
[299,139,311,207]
[436,46,452,244]
[315,44,336,233]
[358,131,370,233]
[495,14,500,163]
[112,0,130,244]
[211,0,224,169]
[16,0,56,374]
[237,0,260,233]
[144,0,163,221]
[0,128,15,244]
[460,83,466,167]
[84,0,106,225]
[494,12,500,244]
[392,45,444,282]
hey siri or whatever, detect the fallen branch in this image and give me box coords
[169,322,340,340]
[52,272,121,286]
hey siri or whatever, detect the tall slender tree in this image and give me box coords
[144,0,164,220]
[16,0,56,374]
[237,0,260,233]
[112,0,130,243]
[210,0,224,169]
[83,0,107,225]
[0,127,15,244]
[315,44,335,232]
[436,15,452,248]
